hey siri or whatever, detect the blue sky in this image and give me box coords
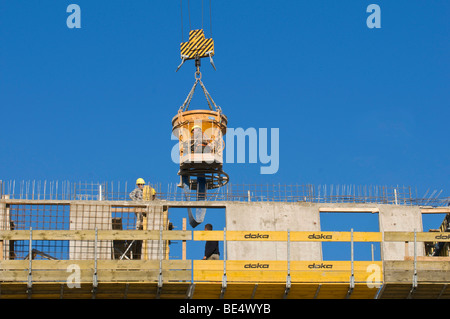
[1,1,449,260]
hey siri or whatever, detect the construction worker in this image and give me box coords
[191,125,211,154]
[129,178,145,201]
[129,178,157,201]
[202,223,220,260]
[128,177,150,259]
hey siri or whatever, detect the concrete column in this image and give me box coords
[144,205,169,260]
[69,203,112,260]
[0,202,7,230]
[0,202,8,260]
[378,204,424,260]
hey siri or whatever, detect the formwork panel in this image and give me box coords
[222,283,257,299]
[287,284,320,299]
[159,283,191,299]
[94,283,129,299]
[69,203,112,260]
[192,283,222,299]
[378,284,411,299]
[315,284,349,299]
[0,283,29,299]
[27,283,65,299]
[349,284,380,299]
[251,283,286,299]
[119,283,158,299]
[411,284,448,299]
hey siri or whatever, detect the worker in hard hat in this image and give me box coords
[190,125,210,154]
[129,178,145,201]
[129,178,146,244]
[129,178,157,201]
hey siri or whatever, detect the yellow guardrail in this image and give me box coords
[1,229,448,299]
[194,230,450,242]
[1,229,449,242]
[194,230,383,242]
[194,260,383,283]
[0,260,191,283]
[0,230,447,286]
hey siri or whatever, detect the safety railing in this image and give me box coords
[1,230,449,287]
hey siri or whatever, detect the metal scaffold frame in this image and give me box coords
[0,225,449,299]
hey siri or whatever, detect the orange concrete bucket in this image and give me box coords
[172,109,227,159]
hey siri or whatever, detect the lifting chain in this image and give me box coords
[179,58,221,113]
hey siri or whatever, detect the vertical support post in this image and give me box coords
[142,207,149,261]
[98,184,102,201]
[351,228,354,275]
[182,218,187,260]
[346,228,355,299]
[350,228,354,286]
[2,198,10,262]
[284,229,291,299]
[408,229,418,299]
[92,227,98,298]
[157,226,163,298]
[413,228,418,287]
[0,201,4,261]
[287,229,291,276]
[223,227,227,274]
[394,188,398,205]
[220,227,227,299]
[27,227,33,297]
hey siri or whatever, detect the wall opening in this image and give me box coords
[422,213,449,256]
[422,213,448,232]
[168,207,226,260]
[319,212,380,261]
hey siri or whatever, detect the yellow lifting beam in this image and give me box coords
[177,29,216,72]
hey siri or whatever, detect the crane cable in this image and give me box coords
[180,0,213,40]
[209,0,212,37]
[178,0,219,113]
[180,0,183,42]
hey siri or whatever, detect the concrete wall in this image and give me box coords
[225,202,322,261]
[224,202,425,261]
[378,204,424,260]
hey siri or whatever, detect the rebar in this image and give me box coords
[0,180,448,206]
